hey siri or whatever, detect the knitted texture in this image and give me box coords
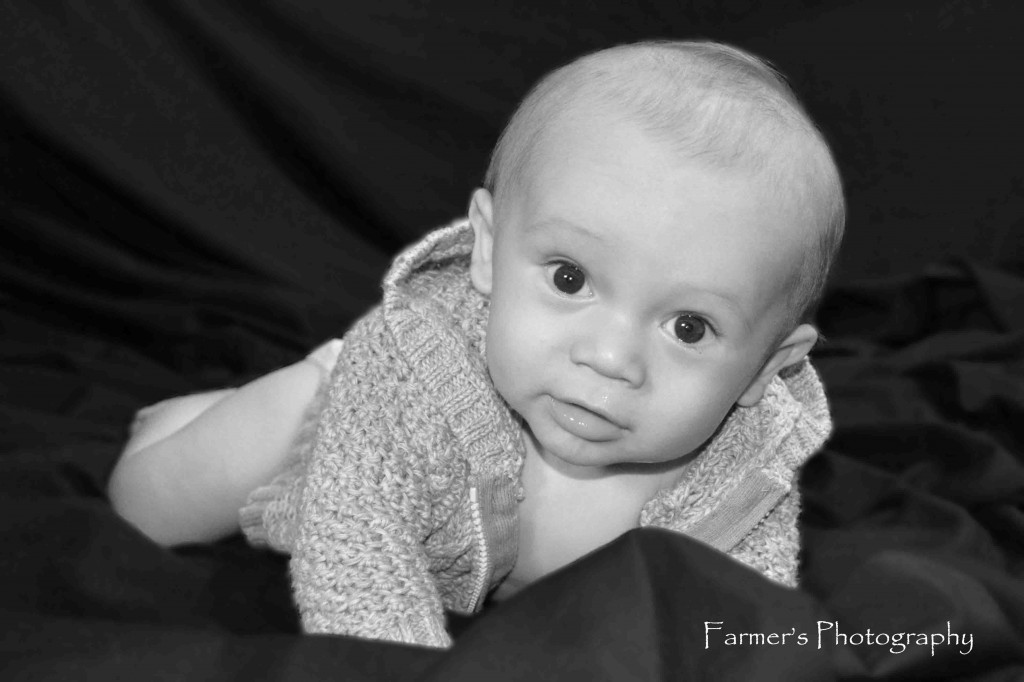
[240,219,833,647]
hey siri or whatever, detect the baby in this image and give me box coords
[108,40,845,648]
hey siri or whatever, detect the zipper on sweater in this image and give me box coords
[467,487,491,612]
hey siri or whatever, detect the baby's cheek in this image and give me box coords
[653,382,730,449]
[485,319,527,401]
[487,294,567,408]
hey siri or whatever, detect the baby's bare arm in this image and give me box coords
[107,359,324,546]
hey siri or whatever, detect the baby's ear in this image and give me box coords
[737,324,818,407]
[468,188,496,295]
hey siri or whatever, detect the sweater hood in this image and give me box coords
[382,220,480,293]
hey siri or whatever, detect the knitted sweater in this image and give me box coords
[240,220,832,649]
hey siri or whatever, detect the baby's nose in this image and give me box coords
[568,312,646,387]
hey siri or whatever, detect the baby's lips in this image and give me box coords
[548,396,625,441]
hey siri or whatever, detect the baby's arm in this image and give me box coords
[107,358,325,546]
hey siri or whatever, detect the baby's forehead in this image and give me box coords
[519,136,812,257]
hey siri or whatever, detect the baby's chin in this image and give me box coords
[526,422,669,472]
[523,421,622,471]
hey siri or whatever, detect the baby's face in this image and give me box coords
[472,109,811,472]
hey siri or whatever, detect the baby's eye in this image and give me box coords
[672,314,708,344]
[550,261,587,295]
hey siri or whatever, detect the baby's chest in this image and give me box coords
[495,475,647,598]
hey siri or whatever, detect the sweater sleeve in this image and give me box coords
[289,308,452,648]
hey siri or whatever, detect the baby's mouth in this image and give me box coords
[547,396,626,441]
[567,399,624,428]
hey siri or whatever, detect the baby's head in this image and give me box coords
[467,41,845,472]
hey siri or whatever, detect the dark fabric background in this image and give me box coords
[2,2,1022,680]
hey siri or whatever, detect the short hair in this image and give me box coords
[483,40,845,328]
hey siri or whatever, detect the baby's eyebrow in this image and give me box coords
[667,285,751,330]
[526,217,606,243]
[695,288,742,313]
